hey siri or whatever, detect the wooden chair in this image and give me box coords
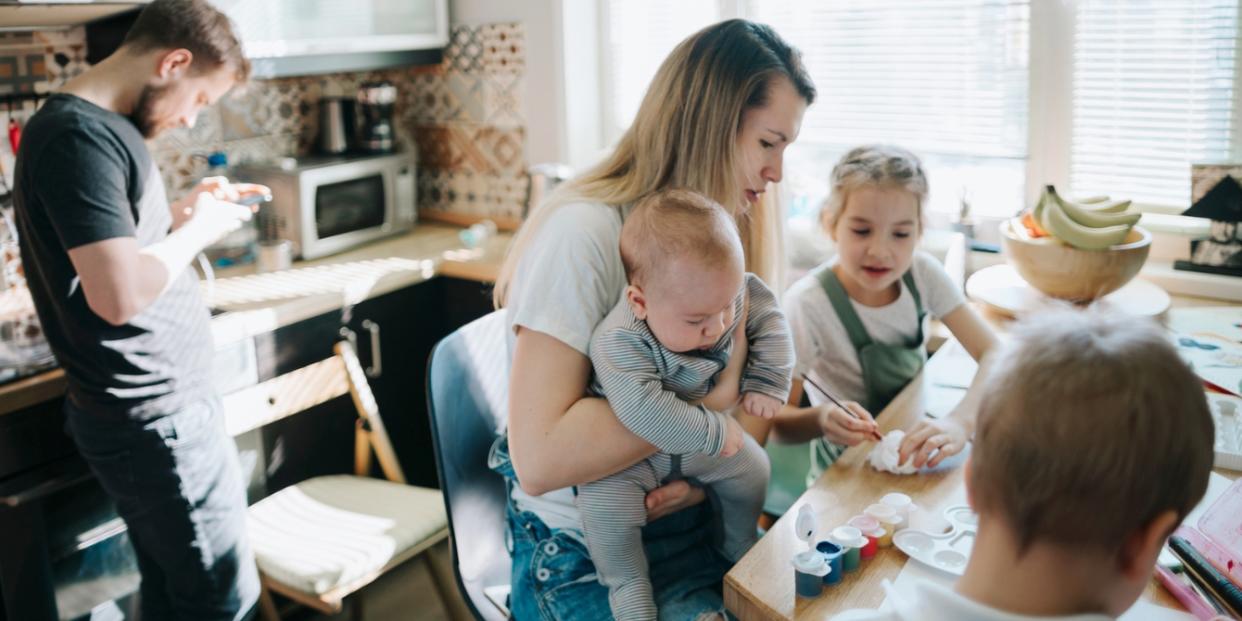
[222,340,453,620]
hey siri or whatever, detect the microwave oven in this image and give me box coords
[233,152,416,260]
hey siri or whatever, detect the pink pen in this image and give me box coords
[1155,564,1220,620]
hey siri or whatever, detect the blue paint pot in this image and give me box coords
[791,550,830,597]
[816,541,844,585]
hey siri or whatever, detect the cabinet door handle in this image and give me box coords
[362,319,382,378]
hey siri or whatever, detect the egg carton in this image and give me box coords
[1209,393,1242,472]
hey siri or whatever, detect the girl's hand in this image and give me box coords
[817,401,878,446]
[645,479,707,522]
[899,417,969,468]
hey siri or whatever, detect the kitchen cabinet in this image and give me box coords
[0,274,494,619]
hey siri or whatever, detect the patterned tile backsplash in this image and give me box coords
[0,23,528,225]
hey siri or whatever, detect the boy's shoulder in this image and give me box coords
[831,579,1116,621]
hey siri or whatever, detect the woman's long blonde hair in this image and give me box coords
[494,19,815,307]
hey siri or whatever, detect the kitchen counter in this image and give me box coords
[0,223,511,416]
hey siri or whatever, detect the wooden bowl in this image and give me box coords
[1000,221,1151,302]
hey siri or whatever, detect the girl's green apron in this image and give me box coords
[764,265,926,516]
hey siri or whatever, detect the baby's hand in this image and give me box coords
[742,392,780,419]
[721,416,745,458]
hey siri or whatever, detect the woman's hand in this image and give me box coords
[817,400,879,446]
[898,417,969,468]
[645,479,707,522]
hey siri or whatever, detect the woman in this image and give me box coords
[491,19,815,620]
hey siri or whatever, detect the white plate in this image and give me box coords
[893,505,977,576]
[966,264,1170,319]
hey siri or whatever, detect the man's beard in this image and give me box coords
[129,83,172,139]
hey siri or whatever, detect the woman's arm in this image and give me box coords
[508,327,656,496]
[899,303,1000,467]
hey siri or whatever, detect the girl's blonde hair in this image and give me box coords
[494,19,815,307]
[820,144,929,233]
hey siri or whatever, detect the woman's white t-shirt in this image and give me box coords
[505,200,632,532]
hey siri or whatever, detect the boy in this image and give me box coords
[579,189,793,620]
[833,308,1215,620]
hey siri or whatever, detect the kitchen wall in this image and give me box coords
[0,21,529,226]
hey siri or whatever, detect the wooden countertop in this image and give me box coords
[0,223,511,415]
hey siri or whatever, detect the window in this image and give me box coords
[601,0,722,145]
[1068,1,1238,211]
[597,0,1241,223]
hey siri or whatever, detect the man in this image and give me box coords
[13,1,267,618]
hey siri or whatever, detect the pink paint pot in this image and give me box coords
[847,515,881,559]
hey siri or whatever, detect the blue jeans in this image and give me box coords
[65,397,259,621]
[491,436,733,621]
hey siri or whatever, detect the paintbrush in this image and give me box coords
[1157,549,1228,619]
[800,374,884,442]
[1169,535,1242,619]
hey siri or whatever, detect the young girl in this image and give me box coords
[769,145,998,505]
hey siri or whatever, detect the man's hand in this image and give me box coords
[182,192,254,246]
[170,177,270,230]
[742,391,780,419]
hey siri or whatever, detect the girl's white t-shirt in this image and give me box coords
[782,251,966,410]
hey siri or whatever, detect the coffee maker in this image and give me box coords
[355,82,397,154]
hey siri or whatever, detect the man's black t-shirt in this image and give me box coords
[14,93,213,419]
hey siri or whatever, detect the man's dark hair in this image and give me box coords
[122,0,250,82]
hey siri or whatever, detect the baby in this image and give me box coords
[578,189,793,620]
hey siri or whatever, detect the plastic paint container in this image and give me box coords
[829,526,867,572]
[792,550,830,597]
[846,515,882,558]
[866,503,902,541]
[881,492,914,529]
[815,541,844,585]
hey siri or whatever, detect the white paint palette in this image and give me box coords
[1209,393,1242,471]
[893,505,977,576]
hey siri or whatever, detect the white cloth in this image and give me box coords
[504,200,633,533]
[830,579,1116,621]
[247,475,446,596]
[869,430,918,474]
[783,251,966,409]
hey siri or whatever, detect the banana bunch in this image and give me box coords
[1014,185,1140,251]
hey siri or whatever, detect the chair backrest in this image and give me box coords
[426,310,511,621]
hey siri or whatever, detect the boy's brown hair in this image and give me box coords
[620,189,744,290]
[969,308,1214,555]
[123,0,250,82]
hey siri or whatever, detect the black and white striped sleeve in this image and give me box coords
[740,274,795,401]
[590,328,728,456]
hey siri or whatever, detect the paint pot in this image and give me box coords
[829,526,867,572]
[792,550,830,598]
[815,541,844,585]
[881,492,914,526]
[847,515,882,559]
[866,503,903,541]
